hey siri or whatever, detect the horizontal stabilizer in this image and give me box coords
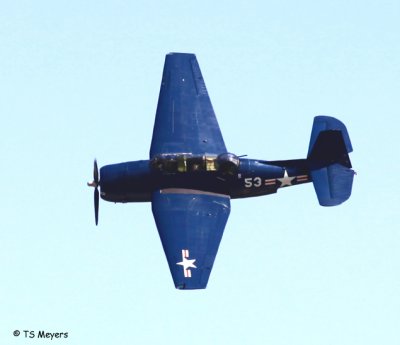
[310,164,355,206]
[308,130,352,168]
[307,116,355,206]
[308,116,353,157]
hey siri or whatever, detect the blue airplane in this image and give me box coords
[88,53,355,290]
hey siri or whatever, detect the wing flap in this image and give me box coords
[151,189,230,289]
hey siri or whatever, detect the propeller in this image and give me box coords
[87,159,100,225]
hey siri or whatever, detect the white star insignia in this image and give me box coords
[176,249,197,278]
[277,169,295,187]
[177,257,197,270]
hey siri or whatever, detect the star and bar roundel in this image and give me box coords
[250,169,309,189]
[176,249,197,278]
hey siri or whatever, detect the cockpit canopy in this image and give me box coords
[217,153,240,175]
[150,153,240,174]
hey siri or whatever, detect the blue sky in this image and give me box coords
[1,1,399,344]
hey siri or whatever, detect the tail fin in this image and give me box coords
[307,116,355,206]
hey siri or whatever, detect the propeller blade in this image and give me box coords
[94,187,99,226]
[94,159,99,184]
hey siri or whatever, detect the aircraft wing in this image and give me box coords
[150,53,227,158]
[152,189,230,289]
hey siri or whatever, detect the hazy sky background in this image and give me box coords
[1,1,399,344]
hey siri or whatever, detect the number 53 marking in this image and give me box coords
[244,177,262,188]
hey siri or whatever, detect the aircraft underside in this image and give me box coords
[88,53,355,289]
[98,156,311,203]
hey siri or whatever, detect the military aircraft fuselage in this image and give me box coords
[99,154,310,203]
